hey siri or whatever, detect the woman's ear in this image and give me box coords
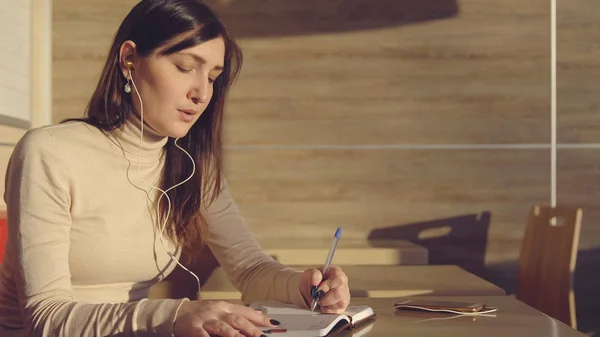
[118,40,137,79]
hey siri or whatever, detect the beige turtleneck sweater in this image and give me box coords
[0,117,306,337]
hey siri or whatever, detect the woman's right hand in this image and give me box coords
[173,300,279,337]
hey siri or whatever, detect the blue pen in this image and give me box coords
[311,227,342,312]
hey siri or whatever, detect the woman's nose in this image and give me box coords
[188,81,210,104]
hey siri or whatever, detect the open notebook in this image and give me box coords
[250,301,375,337]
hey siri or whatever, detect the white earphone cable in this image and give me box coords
[128,68,201,296]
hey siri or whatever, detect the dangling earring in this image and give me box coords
[124,78,132,94]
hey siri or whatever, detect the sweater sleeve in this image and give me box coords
[202,179,308,308]
[3,129,188,337]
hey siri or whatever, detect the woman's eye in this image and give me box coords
[176,65,192,73]
[208,78,216,84]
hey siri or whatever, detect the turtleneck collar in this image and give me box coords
[108,114,168,162]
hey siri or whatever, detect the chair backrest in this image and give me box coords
[516,205,582,329]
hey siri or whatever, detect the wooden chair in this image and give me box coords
[516,205,582,329]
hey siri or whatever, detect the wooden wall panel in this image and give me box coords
[224,149,549,268]
[557,0,600,143]
[219,0,550,145]
[52,1,135,123]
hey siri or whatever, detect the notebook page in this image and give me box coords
[263,314,348,334]
[344,305,375,324]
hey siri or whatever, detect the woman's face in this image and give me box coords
[120,34,225,138]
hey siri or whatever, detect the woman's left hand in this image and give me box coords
[299,265,351,314]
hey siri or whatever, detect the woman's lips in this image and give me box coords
[178,109,196,122]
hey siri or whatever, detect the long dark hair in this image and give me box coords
[66,0,243,256]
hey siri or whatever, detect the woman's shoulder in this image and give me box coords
[14,121,104,155]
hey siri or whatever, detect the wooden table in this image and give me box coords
[336,296,586,337]
[259,238,428,265]
[200,265,505,300]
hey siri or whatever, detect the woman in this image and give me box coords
[0,1,350,336]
